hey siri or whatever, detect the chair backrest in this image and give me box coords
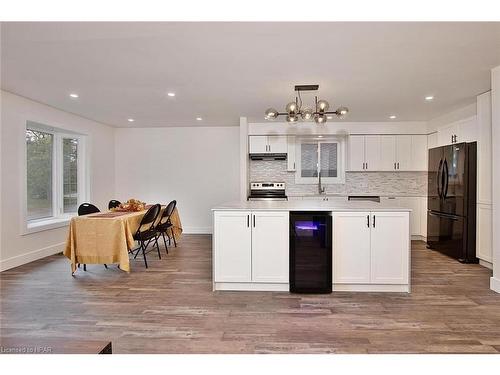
[159,200,177,222]
[78,203,100,216]
[137,204,161,233]
[108,200,121,209]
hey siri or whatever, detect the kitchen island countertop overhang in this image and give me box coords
[212,200,413,212]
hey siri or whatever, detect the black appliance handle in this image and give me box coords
[373,215,376,228]
[443,159,449,199]
[436,159,443,198]
[366,215,370,227]
[247,215,249,227]
[253,214,255,227]
[428,211,459,221]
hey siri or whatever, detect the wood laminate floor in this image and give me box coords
[1,236,499,354]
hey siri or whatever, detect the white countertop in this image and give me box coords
[212,200,412,212]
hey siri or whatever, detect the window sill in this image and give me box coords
[22,216,74,235]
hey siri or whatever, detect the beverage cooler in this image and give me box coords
[289,211,332,293]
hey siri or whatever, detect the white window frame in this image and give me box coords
[22,122,89,235]
[295,136,346,185]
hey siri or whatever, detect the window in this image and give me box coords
[295,137,345,184]
[24,121,87,232]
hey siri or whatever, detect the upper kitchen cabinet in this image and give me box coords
[437,116,477,147]
[349,135,427,172]
[348,135,381,171]
[409,135,428,171]
[249,135,287,154]
[427,132,438,149]
[348,135,366,171]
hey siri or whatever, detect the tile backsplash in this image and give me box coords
[249,160,427,197]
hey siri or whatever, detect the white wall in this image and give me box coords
[0,91,116,271]
[426,103,477,133]
[491,66,500,293]
[114,127,240,233]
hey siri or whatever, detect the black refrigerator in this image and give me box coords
[427,142,477,263]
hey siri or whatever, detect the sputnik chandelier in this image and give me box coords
[265,85,348,124]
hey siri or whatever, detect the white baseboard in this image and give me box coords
[332,283,410,293]
[214,282,410,293]
[411,235,426,241]
[182,227,212,234]
[0,242,65,272]
[491,277,500,294]
[479,259,493,270]
[214,282,289,291]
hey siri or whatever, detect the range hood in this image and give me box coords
[249,153,287,161]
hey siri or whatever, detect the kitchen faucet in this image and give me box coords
[318,170,325,195]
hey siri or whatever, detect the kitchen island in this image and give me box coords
[212,200,412,293]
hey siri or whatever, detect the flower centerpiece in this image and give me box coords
[111,198,146,212]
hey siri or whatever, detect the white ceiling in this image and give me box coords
[1,22,500,127]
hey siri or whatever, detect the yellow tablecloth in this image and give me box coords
[63,207,182,273]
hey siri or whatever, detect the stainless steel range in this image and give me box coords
[248,182,287,201]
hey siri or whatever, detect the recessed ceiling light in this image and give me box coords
[389,115,397,119]
[425,95,434,101]
[127,118,135,122]
[196,117,202,121]
[69,93,79,98]
[327,116,333,120]
[167,92,176,97]
[318,135,323,138]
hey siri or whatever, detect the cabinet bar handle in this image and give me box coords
[367,215,370,227]
[253,215,255,227]
[397,162,399,169]
[247,214,249,227]
[366,162,368,170]
[373,215,376,228]
[394,162,396,170]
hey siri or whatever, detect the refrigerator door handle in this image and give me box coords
[443,159,449,199]
[437,159,443,198]
[428,210,459,221]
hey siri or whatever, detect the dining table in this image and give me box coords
[63,205,182,273]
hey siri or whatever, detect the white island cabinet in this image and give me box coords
[213,210,289,290]
[213,200,411,293]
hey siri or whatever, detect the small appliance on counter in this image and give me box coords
[289,211,332,293]
[248,182,287,201]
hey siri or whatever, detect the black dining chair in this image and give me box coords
[76,203,107,271]
[108,200,121,209]
[78,203,100,216]
[131,204,162,268]
[155,200,177,255]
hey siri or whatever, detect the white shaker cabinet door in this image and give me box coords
[348,135,365,171]
[249,136,268,154]
[396,135,412,171]
[410,135,428,171]
[251,211,289,283]
[268,135,288,154]
[332,212,371,283]
[379,135,397,171]
[214,211,252,282]
[370,212,410,284]
[364,135,381,171]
